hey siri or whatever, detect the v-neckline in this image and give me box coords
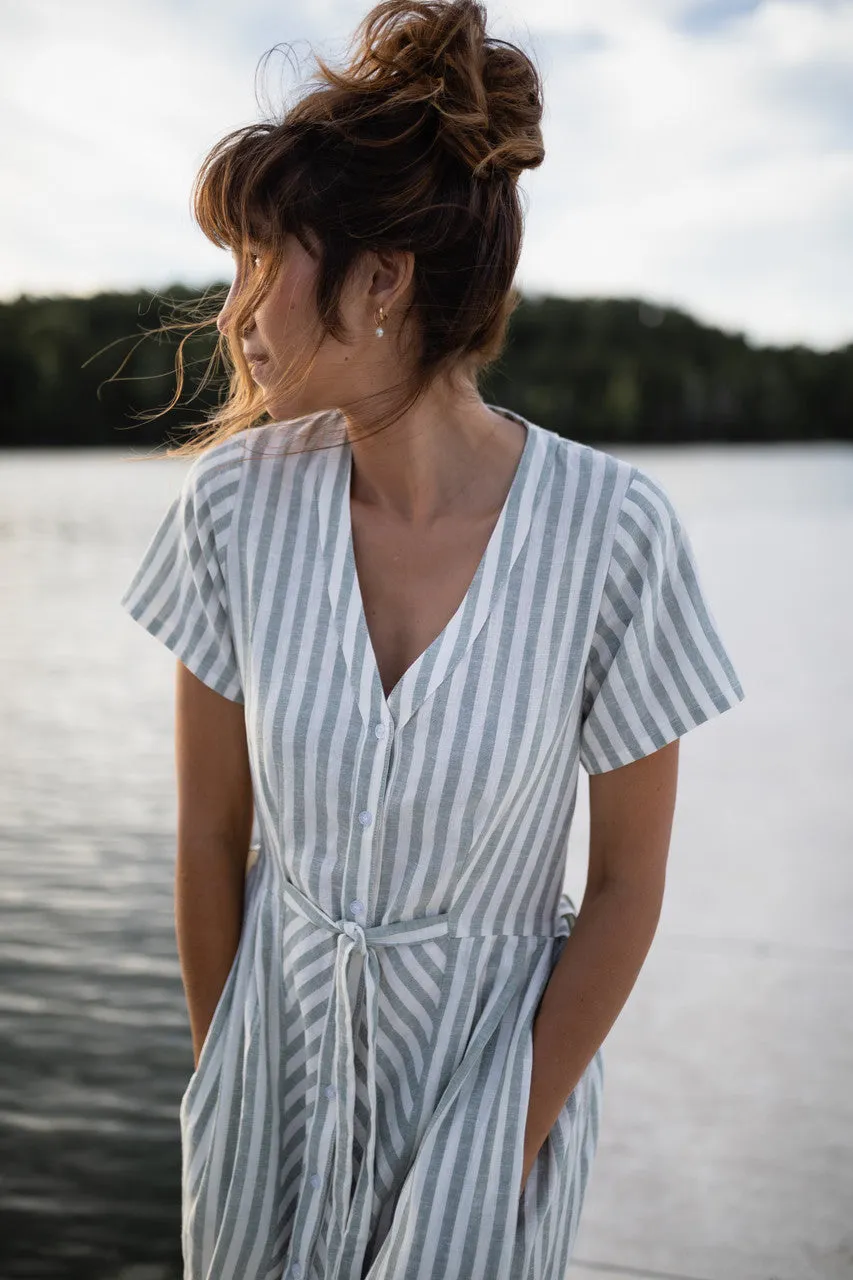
[315,405,546,731]
[345,407,534,705]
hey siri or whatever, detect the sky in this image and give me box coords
[2,0,852,351]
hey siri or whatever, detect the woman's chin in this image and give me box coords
[251,374,336,423]
[258,388,312,422]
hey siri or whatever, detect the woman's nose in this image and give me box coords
[216,294,255,338]
[216,294,235,336]
[216,276,246,336]
[216,293,232,336]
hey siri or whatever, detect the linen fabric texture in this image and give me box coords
[119,406,746,1280]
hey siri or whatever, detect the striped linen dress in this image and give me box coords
[119,405,746,1280]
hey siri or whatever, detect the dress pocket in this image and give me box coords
[515,1018,557,1218]
[514,1025,591,1280]
[180,997,264,1274]
[179,940,242,1119]
[179,846,264,1118]
[514,1000,589,1227]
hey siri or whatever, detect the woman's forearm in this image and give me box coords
[175,839,247,1067]
[523,879,664,1155]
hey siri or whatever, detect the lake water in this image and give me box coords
[1,441,851,1280]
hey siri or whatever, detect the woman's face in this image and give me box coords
[216,229,392,422]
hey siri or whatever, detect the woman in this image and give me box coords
[120,1,746,1276]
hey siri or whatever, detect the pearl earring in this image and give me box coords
[374,306,387,338]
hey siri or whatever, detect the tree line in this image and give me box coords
[0,285,849,448]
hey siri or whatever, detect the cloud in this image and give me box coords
[1,0,851,348]
[676,0,763,36]
[514,0,853,347]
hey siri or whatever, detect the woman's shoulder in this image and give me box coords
[524,422,699,588]
[184,412,332,508]
[539,423,687,521]
[531,421,637,512]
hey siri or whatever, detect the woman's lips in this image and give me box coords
[249,356,270,380]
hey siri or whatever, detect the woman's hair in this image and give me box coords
[148,0,544,459]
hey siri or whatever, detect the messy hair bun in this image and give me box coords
[179,0,546,457]
[309,0,545,182]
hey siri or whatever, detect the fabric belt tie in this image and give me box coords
[280,875,454,1279]
[279,870,577,1280]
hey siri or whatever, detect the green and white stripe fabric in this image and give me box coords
[120,406,745,1280]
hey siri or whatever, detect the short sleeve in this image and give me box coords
[119,453,244,704]
[579,466,745,774]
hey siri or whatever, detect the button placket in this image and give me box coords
[371,716,393,886]
[350,716,392,921]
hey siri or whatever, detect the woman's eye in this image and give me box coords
[236,249,261,271]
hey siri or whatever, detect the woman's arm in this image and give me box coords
[174,661,255,1068]
[519,738,680,1193]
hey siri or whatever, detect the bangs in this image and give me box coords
[191,123,294,257]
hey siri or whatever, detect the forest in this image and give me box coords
[0,285,849,449]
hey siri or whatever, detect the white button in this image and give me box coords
[373,722,386,739]
[291,1265,302,1278]
[309,1171,321,1189]
[349,899,365,915]
[358,809,373,826]
[324,1083,336,1098]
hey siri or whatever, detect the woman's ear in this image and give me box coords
[368,247,415,311]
